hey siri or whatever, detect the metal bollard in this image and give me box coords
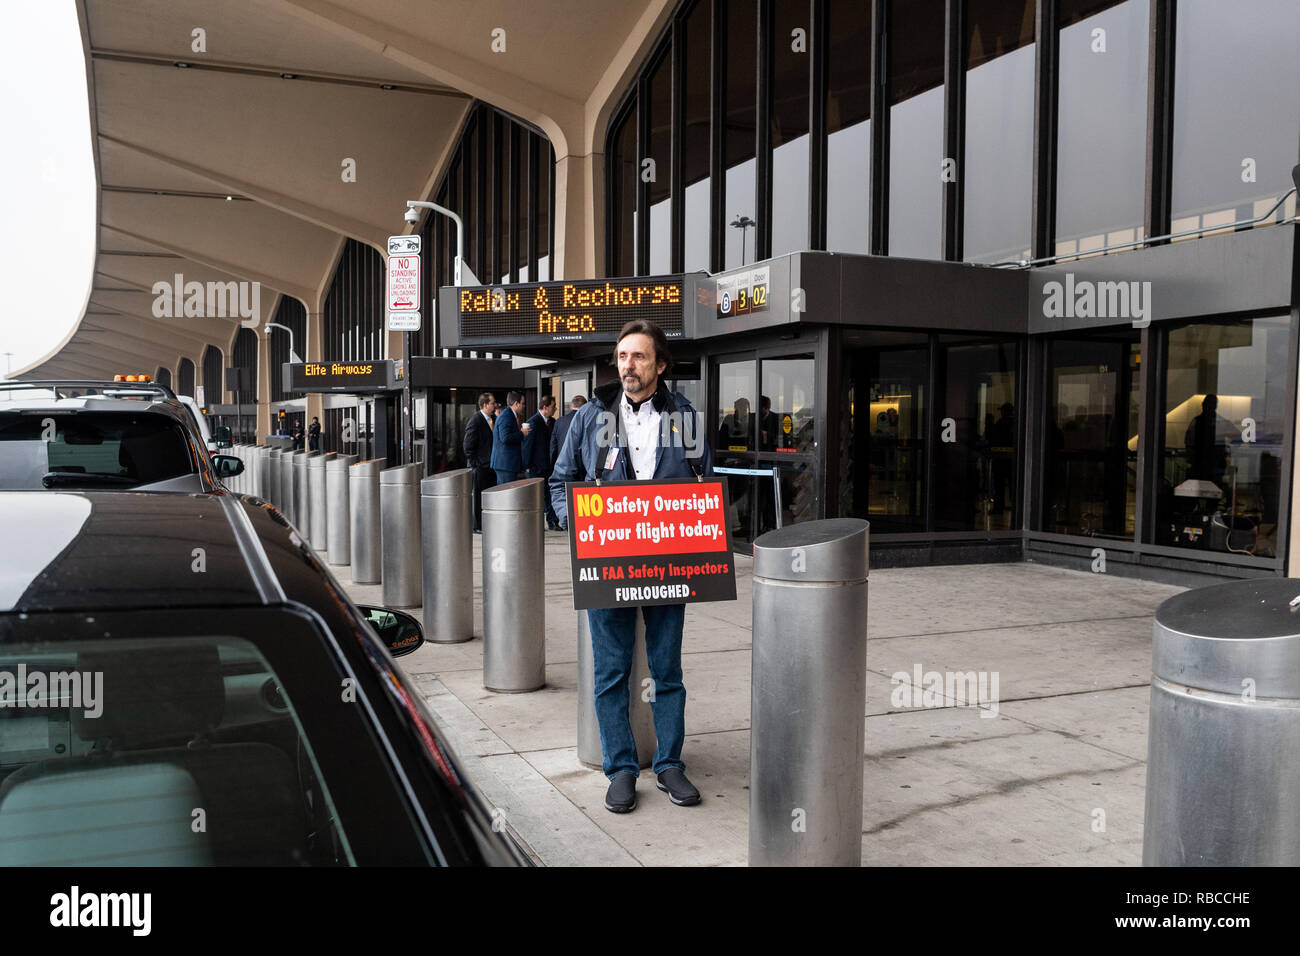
[349,459,383,585]
[749,518,869,867]
[296,452,316,533]
[265,449,282,509]
[1143,579,1300,866]
[481,478,545,693]
[326,454,357,566]
[308,452,334,550]
[284,450,303,526]
[420,468,474,643]
[380,463,422,608]
[577,611,654,768]
[227,444,240,493]
[256,446,270,500]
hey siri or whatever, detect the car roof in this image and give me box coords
[2,393,198,424]
[0,490,323,614]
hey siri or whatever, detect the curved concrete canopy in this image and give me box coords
[20,0,669,386]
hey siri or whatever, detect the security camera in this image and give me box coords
[404,207,419,225]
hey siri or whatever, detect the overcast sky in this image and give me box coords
[0,1,96,377]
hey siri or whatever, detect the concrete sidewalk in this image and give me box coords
[341,531,1182,866]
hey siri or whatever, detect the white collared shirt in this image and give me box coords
[620,391,660,480]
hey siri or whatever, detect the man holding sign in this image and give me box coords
[551,320,719,814]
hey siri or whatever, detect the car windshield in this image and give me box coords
[0,635,352,866]
[0,411,196,490]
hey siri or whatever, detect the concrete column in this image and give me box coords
[305,310,324,430]
[552,150,603,281]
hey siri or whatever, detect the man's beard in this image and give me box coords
[623,371,653,395]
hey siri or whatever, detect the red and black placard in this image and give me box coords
[566,477,737,610]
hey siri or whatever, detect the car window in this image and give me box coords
[0,636,352,866]
[0,411,196,490]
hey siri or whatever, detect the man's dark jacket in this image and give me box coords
[463,410,493,468]
[490,405,525,475]
[550,408,578,467]
[550,381,712,526]
[523,410,552,477]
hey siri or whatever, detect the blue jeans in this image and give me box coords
[587,604,687,779]
[494,468,520,487]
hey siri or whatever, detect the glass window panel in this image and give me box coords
[512,134,522,283]
[610,110,637,277]
[1042,334,1140,539]
[716,358,757,545]
[1056,0,1148,255]
[825,0,871,254]
[760,358,815,453]
[770,1,811,257]
[724,0,758,270]
[1155,317,1290,558]
[962,0,1035,263]
[1171,0,1300,239]
[683,0,712,272]
[888,0,945,259]
[716,359,756,451]
[537,139,552,272]
[487,116,500,282]
[647,53,673,274]
[839,334,929,532]
[933,338,1019,532]
[754,460,814,538]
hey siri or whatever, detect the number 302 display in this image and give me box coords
[715,266,770,320]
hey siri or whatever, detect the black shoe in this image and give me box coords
[655,768,701,806]
[604,772,637,813]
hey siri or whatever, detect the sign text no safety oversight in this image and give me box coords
[566,477,737,610]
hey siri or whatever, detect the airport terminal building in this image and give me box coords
[21,0,1299,585]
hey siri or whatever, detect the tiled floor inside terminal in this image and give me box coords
[342,533,1182,866]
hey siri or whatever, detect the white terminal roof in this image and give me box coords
[19,0,675,381]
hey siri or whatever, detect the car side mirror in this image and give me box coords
[212,454,244,478]
[358,606,424,657]
[213,425,232,448]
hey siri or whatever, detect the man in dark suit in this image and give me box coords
[490,390,529,488]
[463,392,497,533]
[550,395,586,471]
[524,395,560,530]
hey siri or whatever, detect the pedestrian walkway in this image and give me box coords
[341,532,1183,866]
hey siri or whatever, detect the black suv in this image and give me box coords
[0,488,527,866]
[0,380,242,492]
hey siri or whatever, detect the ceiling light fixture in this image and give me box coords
[280,72,298,79]
[380,83,395,90]
[174,61,191,68]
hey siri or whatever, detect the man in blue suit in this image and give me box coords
[490,390,529,487]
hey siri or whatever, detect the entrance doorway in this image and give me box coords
[711,349,819,550]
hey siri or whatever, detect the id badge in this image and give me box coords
[604,447,620,473]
